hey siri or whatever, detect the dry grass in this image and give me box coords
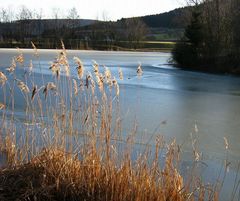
[0,43,220,201]
[0,146,184,201]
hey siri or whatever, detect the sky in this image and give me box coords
[0,0,186,21]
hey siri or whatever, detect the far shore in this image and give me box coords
[0,40,175,53]
[0,47,172,53]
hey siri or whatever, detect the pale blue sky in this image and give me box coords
[0,0,186,21]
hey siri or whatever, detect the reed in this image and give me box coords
[0,44,219,201]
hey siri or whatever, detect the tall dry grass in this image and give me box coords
[0,43,220,201]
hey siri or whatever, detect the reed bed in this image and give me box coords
[0,43,220,201]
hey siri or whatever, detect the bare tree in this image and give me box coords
[32,9,44,40]
[16,5,32,20]
[186,0,204,5]
[0,7,13,23]
[52,8,59,20]
[101,10,110,22]
[66,7,80,47]
[51,8,67,46]
[67,7,79,20]
[15,6,33,43]
[174,0,240,70]
[124,18,149,49]
[7,6,14,23]
[32,8,44,20]
[67,7,80,29]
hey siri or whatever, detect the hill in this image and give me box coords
[0,6,191,49]
[118,6,192,29]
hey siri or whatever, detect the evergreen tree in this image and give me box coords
[172,8,204,68]
[172,0,240,73]
[185,10,203,47]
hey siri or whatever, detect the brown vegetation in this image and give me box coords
[0,44,220,200]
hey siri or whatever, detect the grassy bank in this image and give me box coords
[0,40,175,52]
[0,43,220,200]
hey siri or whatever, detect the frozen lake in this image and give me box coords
[1,49,240,200]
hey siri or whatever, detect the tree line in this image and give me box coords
[137,7,191,29]
[172,0,240,74]
[0,6,150,50]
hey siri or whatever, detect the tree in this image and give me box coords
[172,4,212,68]
[67,7,79,20]
[185,9,204,47]
[16,6,33,42]
[229,0,240,67]
[0,7,14,23]
[67,7,80,38]
[124,18,148,49]
[0,8,9,23]
[186,0,203,5]
[16,6,32,20]
[173,0,240,73]
[33,9,44,40]
[51,8,63,45]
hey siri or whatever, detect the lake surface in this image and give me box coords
[1,49,240,199]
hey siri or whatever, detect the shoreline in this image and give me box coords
[0,47,172,53]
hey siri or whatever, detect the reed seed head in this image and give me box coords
[223,137,229,150]
[49,62,61,79]
[93,60,99,76]
[6,58,16,73]
[0,71,7,86]
[16,48,24,64]
[31,85,37,101]
[17,80,30,93]
[0,102,5,110]
[104,66,111,81]
[31,41,39,57]
[137,63,143,77]
[74,57,84,79]
[43,82,57,99]
[118,67,123,80]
